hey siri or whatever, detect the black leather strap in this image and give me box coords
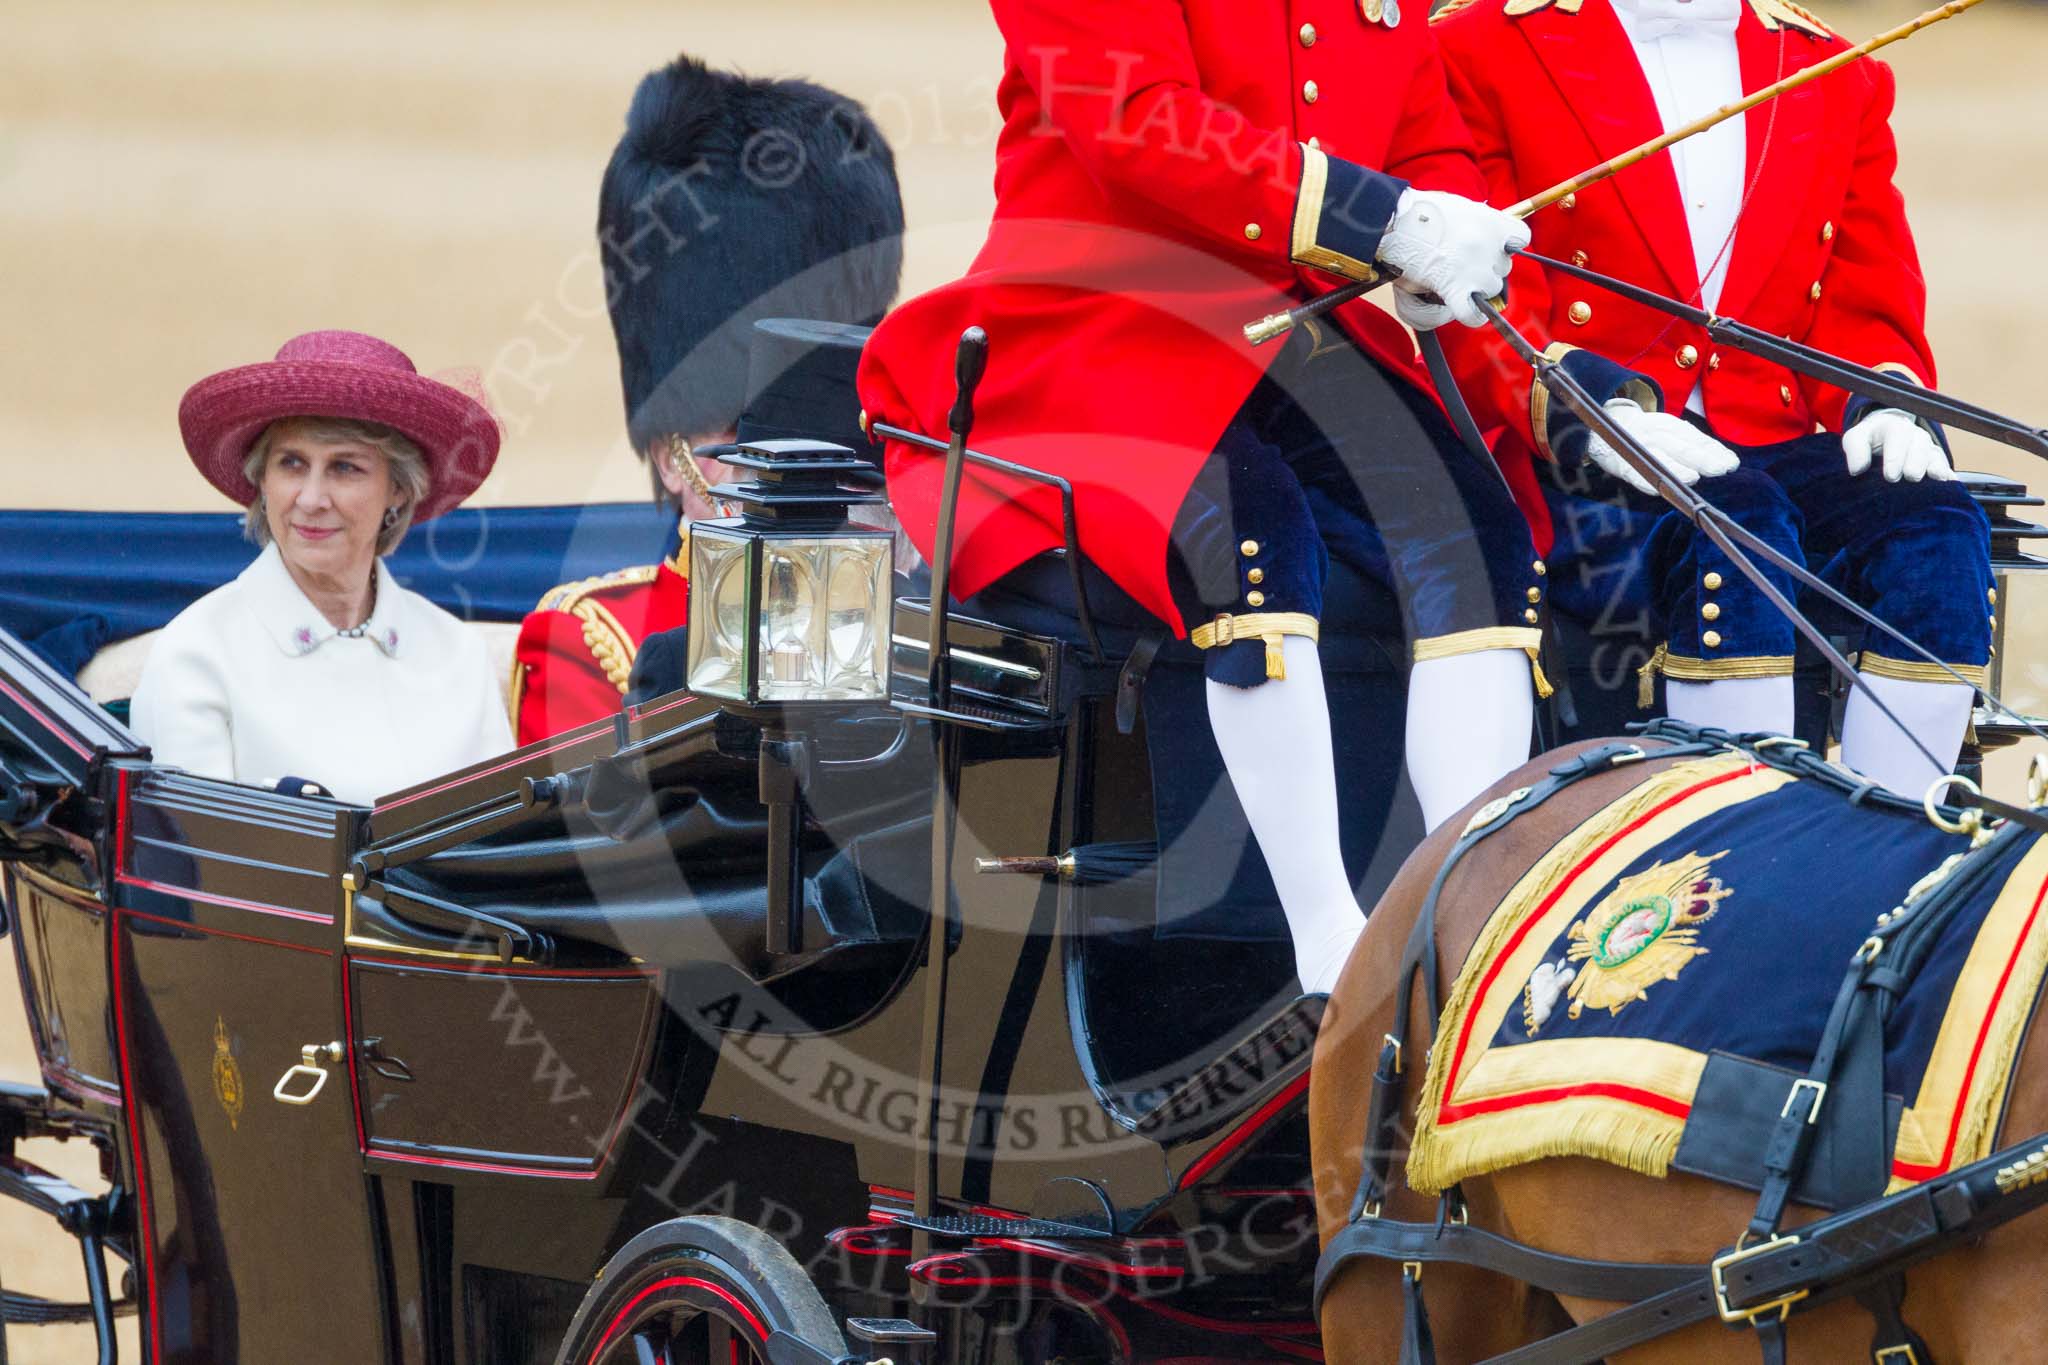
[1857,1278,1936,1365]
[1401,1265,1437,1365]
[1316,1218,1696,1312]
[1114,630,1165,735]
[1421,329,1499,476]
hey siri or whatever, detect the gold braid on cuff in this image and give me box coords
[1637,644,1796,708]
[1413,626,1553,700]
[1857,652,1989,690]
[1190,611,1321,680]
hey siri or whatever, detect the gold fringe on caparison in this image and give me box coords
[1410,1100,1687,1197]
[1405,755,1758,1195]
[1887,837,2048,1191]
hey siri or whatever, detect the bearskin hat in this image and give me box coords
[599,56,904,458]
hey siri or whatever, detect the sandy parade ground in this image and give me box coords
[3,0,2047,1357]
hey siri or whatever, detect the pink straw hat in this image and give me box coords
[177,330,501,523]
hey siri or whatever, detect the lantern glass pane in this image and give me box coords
[757,534,892,702]
[686,527,751,699]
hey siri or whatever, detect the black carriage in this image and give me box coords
[2,316,2045,1365]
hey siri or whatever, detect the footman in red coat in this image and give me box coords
[856,0,1701,992]
[1433,0,1992,795]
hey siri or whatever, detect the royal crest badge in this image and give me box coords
[1562,851,1732,1020]
[212,1015,245,1131]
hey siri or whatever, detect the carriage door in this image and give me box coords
[111,767,385,1364]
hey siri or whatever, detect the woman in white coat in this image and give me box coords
[131,330,512,804]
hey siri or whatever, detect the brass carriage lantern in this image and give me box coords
[685,439,894,706]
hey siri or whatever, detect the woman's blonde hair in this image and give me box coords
[242,417,432,556]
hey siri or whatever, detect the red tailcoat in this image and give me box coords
[1432,0,1937,550]
[857,0,1490,635]
[511,556,688,744]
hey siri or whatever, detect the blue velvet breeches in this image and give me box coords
[1168,328,1543,686]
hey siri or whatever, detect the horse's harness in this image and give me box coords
[1318,720,2048,1365]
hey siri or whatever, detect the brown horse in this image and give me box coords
[1310,737,2048,1363]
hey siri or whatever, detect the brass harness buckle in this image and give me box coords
[1709,1235,1809,1325]
[1781,1078,1827,1125]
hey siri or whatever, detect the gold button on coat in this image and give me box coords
[1247,567,1265,585]
[1561,192,1577,211]
[1524,608,1540,624]
[1308,135,1322,150]
[1676,344,1699,369]
[1303,80,1320,103]
[1702,602,1721,621]
[1810,282,1823,302]
[1240,539,1259,558]
[1534,560,1547,576]
[1990,587,1999,603]
[1572,250,1589,267]
[1780,385,1794,406]
[1704,571,1723,591]
[1703,630,1723,649]
[1244,223,1263,241]
[1247,590,1266,608]
[1709,353,1721,371]
[1300,22,1317,44]
[1568,301,1592,325]
[1822,221,1836,242]
[1527,587,1542,604]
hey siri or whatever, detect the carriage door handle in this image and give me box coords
[360,1037,414,1083]
[273,1041,345,1106]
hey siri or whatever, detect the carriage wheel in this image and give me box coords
[555,1216,846,1365]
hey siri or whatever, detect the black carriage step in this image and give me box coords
[0,1153,94,1222]
[846,1317,938,1345]
[888,1212,1112,1240]
[2,1289,137,1326]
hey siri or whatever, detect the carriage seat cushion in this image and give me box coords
[1407,754,2048,1201]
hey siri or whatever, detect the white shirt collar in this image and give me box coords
[241,542,407,659]
[1610,0,1742,42]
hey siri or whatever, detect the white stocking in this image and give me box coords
[1404,649,1535,833]
[1205,636,1362,995]
[1840,672,1974,797]
[1665,676,1795,738]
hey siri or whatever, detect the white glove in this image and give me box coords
[1586,400,1741,496]
[1376,189,1531,330]
[1842,409,1952,482]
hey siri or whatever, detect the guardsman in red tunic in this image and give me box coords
[512,57,905,743]
[1433,0,1992,794]
[858,1,1733,991]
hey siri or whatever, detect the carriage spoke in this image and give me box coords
[705,1314,740,1365]
[629,1326,675,1365]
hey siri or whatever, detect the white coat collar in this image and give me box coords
[241,542,407,659]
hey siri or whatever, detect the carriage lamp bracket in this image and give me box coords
[759,728,814,957]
